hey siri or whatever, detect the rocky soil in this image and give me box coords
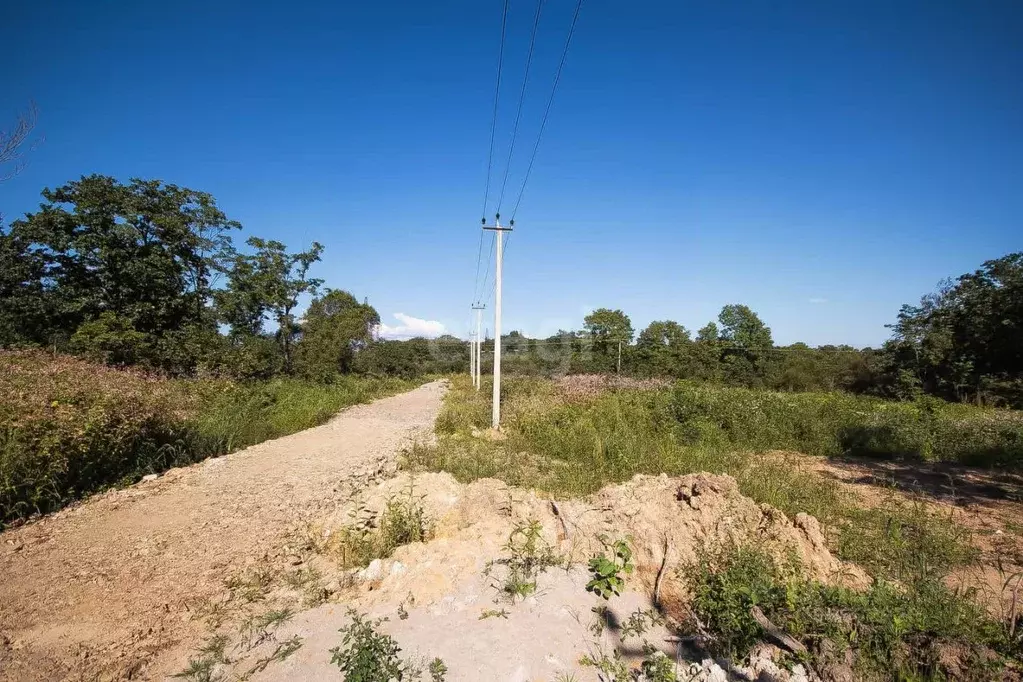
[217,470,863,681]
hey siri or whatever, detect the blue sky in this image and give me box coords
[4,1,1021,347]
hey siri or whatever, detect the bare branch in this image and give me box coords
[1,101,41,183]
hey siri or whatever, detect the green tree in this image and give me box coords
[883,253,1023,406]
[717,304,773,387]
[690,322,723,382]
[218,237,323,373]
[294,290,379,381]
[1,175,239,371]
[636,320,692,377]
[583,308,634,372]
[0,228,51,347]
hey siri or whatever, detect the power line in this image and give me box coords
[496,0,545,213]
[477,231,497,305]
[510,0,584,221]
[419,338,874,353]
[470,228,486,305]
[481,0,511,222]
[483,233,511,307]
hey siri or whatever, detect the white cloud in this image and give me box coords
[808,297,828,304]
[377,313,446,340]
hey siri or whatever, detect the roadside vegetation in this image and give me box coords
[406,375,1023,678]
[413,375,1023,500]
[0,350,417,526]
[684,543,1011,680]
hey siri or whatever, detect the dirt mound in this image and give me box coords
[557,373,668,400]
[320,470,865,606]
[251,471,866,680]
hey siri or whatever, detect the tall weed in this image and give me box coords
[0,351,417,525]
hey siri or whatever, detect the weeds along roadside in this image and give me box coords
[404,374,1023,676]
[0,350,421,527]
[408,378,987,578]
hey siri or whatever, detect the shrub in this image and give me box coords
[328,491,434,569]
[329,610,415,681]
[0,351,417,526]
[0,351,197,524]
[683,544,1012,680]
[329,609,446,681]
[666,382,1023,466]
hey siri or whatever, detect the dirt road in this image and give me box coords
[0,380,446,681]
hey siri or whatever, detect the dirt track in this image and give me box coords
[0,380,446,681]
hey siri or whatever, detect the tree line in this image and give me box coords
[2,175,1020,407]
[470,260,1023,408]
[0,175,389,380]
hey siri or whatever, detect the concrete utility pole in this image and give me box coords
[483,216,513,429]
[469,321,475,384]
[472,304,485,390]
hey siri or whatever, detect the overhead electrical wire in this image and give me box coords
[478,232,497,306]
[483,233,511,308]
[496,0,546,213]
[472,0,511,307]
[473,0,584,322]
[481,0,511,222]
[470,229,486,305]
[510,0,584,221]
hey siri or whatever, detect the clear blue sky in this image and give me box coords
[4,1,1021,347]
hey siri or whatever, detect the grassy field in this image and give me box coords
[0,351,418,526]
[406,375,1023,679]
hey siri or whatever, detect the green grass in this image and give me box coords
[409,375,1015,674]
[413,377,981,570]
[420,378,1023,493]
[685,544,1013,681]
[406,376,847,519]
[321,488,435,569]
[184,375,418,455]
[0,350,419,526]
[329,609,443,681]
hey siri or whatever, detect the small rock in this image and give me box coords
[358,559,384,581]
[389,561,406,577]
[700,659,728,682]
[141,474,158,483]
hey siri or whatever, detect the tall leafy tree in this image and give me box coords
[691,322,724,382]
[717,304,774,387]
[636,320,692,377]
[1,175,239,370]
[884,253,1023,406]
[219,237,323,372]
[294,289,379,380]
[583,308,634,371]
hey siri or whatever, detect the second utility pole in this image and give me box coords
[483,216,512,429]
[472,304,485,390]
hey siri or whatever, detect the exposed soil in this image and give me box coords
[0,380,447,681]
[796,452,1023,618]
[5,379,1023,681]
[556,374,668,401]
[211,470,858,681]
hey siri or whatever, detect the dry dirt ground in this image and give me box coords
[0,380,447,681]
[805,454,1023,621]
[5,375,1023,681]
[218,470,851,682]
